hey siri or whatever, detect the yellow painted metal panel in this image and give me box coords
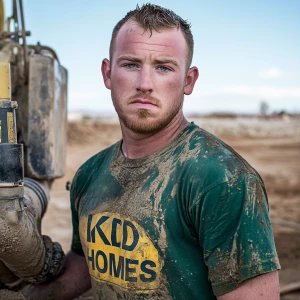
[0,0,4,32]
[7,111,16,143]
[0,62,11,99]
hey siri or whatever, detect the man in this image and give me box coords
[24,3,280,300]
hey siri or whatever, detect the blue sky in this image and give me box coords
[3,0,300,115]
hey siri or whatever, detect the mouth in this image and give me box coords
[132,99,157,106]
[129,96,160,108]
[127,94,161,111]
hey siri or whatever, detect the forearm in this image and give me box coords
[22,251,91,300]
[0,181,65,282]
[218,271,280,300]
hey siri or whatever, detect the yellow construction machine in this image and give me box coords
[0,0,67,291]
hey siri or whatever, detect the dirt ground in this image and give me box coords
[42,116,300,299]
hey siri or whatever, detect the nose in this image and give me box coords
[136,66,153,93]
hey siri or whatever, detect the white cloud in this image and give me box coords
[259,67,283,79]
[222,86,300,99]
[186,87,300,114]
[191,85,300,99]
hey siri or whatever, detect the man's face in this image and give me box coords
[102,21,197,134]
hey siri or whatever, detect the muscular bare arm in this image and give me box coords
[23,251,91,300]
[218,271,280,300]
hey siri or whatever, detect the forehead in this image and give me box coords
[113,20,188,60]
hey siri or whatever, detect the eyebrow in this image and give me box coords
[154,58,178,66]
[117,56,142,64]
[116,55,179,66]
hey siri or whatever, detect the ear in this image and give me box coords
[184,66,199,95]
[101,58,111,90]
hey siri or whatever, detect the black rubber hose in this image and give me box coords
[24,177,48,217]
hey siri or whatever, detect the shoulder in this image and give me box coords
[182,125,263,189]
[70,141,120,203]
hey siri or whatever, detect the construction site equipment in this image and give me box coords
[0,0,67,286]
[0,0,68,179]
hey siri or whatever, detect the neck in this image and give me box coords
[121,114,190,159]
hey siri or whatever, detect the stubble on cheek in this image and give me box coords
[110,80,185,134]
[116,98,184,135]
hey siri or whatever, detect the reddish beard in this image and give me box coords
[112,92,184,134]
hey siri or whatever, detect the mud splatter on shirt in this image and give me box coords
[70,123,280,299]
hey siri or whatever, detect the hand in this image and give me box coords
[21,251,91,300]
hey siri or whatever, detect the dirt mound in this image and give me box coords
[68,120,121,146]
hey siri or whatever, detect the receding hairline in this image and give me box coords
[110,18,192,67]
[109,3,194,67]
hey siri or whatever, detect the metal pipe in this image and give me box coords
[18,0,28,83]
[0,0,4,32]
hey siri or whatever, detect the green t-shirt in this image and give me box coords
[70,123,280,299]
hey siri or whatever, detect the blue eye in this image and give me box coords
[158,66,171,72]
[124,63,138,69]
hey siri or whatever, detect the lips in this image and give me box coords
[127,94,162,109]
[131,99,157,106]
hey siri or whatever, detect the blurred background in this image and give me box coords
[3,0,300,117]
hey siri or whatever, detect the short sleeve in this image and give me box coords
[190,173,280,296]
[70,171,85,256]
